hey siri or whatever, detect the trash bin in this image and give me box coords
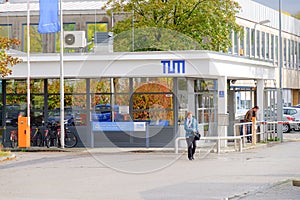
[18,116,30,148]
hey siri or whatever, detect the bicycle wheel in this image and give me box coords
[10,139,18,148]
[64,131,78,148]
[36,132,43,147]
[45,134,51,148]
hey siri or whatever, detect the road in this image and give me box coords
[0,137,300,200]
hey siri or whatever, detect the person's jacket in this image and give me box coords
[184,117,198,138]
[244,109,256,122]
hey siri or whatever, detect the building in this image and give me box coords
[0,0,299,148]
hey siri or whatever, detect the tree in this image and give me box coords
[0,37,21,77]
[294,12,300,20]
[103,0,242,52]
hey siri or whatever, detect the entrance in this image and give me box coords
[194,79,218,136]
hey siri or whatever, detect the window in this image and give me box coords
[245,27,250,56]
[228,31,233,54]
[271,34,274,60]
[23,24,43,52]
[251,29,255,57]
[239,27,244,56]
[284,38,287,67]
[275,36,279,62]
[86,22,108,52]
[234,31,239,55]
[0,24,12,38]
[256,30,260,58]
[261,32,265,59]
[266,33,269,59]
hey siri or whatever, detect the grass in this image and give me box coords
[0,151,10,157]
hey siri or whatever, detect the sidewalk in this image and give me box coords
[234,179,300,199]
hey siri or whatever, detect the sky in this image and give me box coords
[252,0,300,15]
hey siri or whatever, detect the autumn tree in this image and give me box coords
[294,12,300,20]
[0,37,21,77]
[103,0,242,52]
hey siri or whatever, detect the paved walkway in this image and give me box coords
[0,133,300,199]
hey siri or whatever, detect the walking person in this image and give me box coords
[244,106,259,142]
[184,111,199,160]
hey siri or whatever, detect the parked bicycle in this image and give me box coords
[45,121,78,148]
[30,127,43,147]
[9,129,18,148]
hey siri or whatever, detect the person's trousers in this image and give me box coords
[246,124,252,142]
[186,136,196,159]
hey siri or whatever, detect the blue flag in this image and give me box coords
[38,0,60,34]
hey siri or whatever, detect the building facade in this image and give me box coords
[0,0,299,148]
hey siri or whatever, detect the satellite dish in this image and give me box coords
[65,34,75,45]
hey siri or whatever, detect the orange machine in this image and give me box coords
[18,117,30,148]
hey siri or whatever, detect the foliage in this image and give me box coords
[294,12,300,20]
[133,82,173,124]
[103,0,242,52]
[0,37,21,77]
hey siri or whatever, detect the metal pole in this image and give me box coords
[27,0,30,127]
[277,0,283,142]
[59,0,65,148]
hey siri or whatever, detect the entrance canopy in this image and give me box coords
[6,50,275,80]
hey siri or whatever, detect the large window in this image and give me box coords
[132,78,174,126]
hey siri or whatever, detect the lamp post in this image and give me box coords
[277,0,283,142]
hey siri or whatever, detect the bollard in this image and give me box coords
[252,116,256,145]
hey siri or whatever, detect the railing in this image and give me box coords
[175,120,300,155]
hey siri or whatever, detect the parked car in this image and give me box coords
[48,107,81,126]
[265,108,298,133]
[91,104,124,122]
[283,107,300,121]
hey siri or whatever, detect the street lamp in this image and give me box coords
[277,0,283,142]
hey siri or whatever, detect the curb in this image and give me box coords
[0,153,16,162]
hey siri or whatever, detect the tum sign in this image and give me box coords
[161,60,185,74]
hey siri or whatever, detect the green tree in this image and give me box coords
[103,0,242,52]
[0,37,21,77]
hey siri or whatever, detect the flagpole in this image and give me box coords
[59,0,65,148]
[27,0,30,127]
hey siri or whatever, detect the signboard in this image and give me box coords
[219,91,225,98]
[92,122,146,132]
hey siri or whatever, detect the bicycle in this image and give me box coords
[45,121,78,148]
[30,127,43,147]
[9,129,18,148]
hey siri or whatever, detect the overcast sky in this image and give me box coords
[252,0,299,15]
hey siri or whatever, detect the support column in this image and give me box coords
[218,76,228,147]
[187,79,195,114]
[256,79,264,121]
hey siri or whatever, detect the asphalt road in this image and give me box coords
[0,139,300,200]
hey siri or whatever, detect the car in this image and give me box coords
[283,107,300,121]
[91,104,124,122]
[263,109,297,133]
[48,107,80,126]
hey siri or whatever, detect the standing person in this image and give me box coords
[184,111,199,160]
[244,106,259,142]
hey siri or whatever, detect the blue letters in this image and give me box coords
[161,60,185,74]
